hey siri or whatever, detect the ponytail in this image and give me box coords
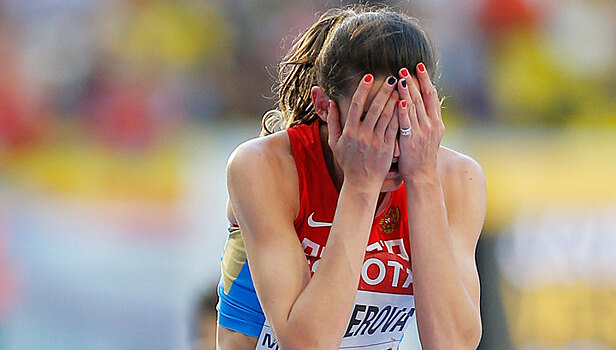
[261,8,351,136]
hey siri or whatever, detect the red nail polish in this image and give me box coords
[328,100,331,108]
[417,63,426,73]
[401,100,407,108]
[364,74,373,83]
[400,68,409,77]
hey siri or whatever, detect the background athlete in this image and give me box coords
[217,6,486,349]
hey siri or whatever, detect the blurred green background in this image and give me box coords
[0,0,615,349]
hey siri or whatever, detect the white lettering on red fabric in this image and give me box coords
[361,258,387,285]
[384,238,409,261]
[301,237,320,258]
[302,238,413,290]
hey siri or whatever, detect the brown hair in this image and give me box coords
[261,5,438,136]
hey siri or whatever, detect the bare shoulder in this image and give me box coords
[226,130,299,223]
[228,130,294,174]
[437,146,486,194]
[437,146,487,241]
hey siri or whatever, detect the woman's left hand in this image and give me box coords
[395,63,444,181]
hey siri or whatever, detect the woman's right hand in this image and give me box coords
[326,74,400,191]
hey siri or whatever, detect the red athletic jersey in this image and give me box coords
[254,122,416,349]
[289,121,414,295]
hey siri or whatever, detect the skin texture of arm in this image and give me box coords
[227,135,381,350]
[407,151,485,349]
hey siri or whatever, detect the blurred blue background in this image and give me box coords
[0,0,615,349]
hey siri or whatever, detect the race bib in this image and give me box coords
[255,291,416,350]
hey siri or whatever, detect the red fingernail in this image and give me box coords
[401,100,407,108]
[328,100,331,108]
[364,74,373,83]
[417,63,426,73]
[400,68,409,77]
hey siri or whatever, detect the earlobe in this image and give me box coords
[311,86,329,122]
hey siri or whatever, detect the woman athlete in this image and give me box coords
[217,6,486,350]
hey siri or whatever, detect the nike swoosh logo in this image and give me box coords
[307,213,332,228]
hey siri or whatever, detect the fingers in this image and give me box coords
[397,99,412,134]
[347,74,374,127]
[407,99,419,132]
[362,76,397,132]
[326,99,341,149]
[374,91,399,139]
[401,67,430,128]
[397,69,416,126]
[415,63,441,122]
[385,101,399,146]
[397,68,411,100]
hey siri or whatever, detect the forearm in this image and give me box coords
[283,183,379,349]
[406,172,481,349]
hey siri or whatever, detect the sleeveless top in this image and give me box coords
[217,121,417,350]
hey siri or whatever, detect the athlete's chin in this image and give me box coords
[380,177,403,193]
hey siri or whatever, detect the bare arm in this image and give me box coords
[228,75,400,349]
[396,64,485,349]
[405,157,485,349]
[230,152,379,349]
